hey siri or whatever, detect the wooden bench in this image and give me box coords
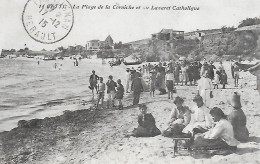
[172,138,191,156]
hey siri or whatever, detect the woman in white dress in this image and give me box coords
[197,70,213,107]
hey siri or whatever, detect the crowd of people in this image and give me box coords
[89,59,242,109]
[88,58,250,153]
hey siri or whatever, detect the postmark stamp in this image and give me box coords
[22,0,74,44]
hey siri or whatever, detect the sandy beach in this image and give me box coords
[0,60,259,164]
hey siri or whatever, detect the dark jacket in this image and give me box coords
[131,77,143,93]
[106,80,117,93]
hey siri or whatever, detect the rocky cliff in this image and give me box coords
[139,30,260,61]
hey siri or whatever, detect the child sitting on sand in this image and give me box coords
[131,104,161,137]
[116,79,124,110]
[96,77,105,108]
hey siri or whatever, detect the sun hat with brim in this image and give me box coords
[193,95,203,102]
[174,96,184,104]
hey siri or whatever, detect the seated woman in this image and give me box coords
[132,104,161,137]
[228,92,249,142]
[182,95,213,136]
[162,96,191,137]
[190,107,239,150]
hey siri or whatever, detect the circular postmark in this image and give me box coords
[22,0,74,44]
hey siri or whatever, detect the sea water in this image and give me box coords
[0,58,127,132]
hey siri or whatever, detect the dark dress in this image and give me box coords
[116,84,124,99]
[131,77,143,105]
[220,72,227,84]
[208,64,216,80]
[228,108,249,142]
[132,113,161,137]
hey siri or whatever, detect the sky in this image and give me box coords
[0,0,260,50]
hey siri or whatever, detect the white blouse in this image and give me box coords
[204,119,240,146]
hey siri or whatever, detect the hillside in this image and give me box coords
[130,30,260,61]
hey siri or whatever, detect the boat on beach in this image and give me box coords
[43,56,56,61]
[123,61,142,65]
[109,60,121,66]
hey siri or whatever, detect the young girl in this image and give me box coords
[116,79,124,110]
[97,77,105,108]
[149,70,157,97]
[165,70,175,99]
[213,70,220,89]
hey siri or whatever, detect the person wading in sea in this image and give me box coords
[89,70,99,97]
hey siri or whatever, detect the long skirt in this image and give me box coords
[200,89,211,107]
[132,126,161,137]
[191,137,236,150]
[182,72,189,82]
[234,126,249,142]
[166,80,174,91]
[156,74,165,89]
[162,124,185,138]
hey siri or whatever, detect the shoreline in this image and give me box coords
[1,84,259,163]
[0,60,260,163]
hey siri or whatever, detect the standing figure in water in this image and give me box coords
[89,70,99,97]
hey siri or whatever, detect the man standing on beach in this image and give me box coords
[89,70,99,97]
[131,72,143,106]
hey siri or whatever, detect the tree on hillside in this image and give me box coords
[238,17,260,28]
[221,26,236,33]
[114,41,123,49]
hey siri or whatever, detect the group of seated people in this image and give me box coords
[130,92,249,151]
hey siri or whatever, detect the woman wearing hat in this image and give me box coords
[162,96,191,137]
[190,107,239,151]
[131,104,161,137]
[228,92,249,142]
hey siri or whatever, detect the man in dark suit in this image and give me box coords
[131,72,143,105]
